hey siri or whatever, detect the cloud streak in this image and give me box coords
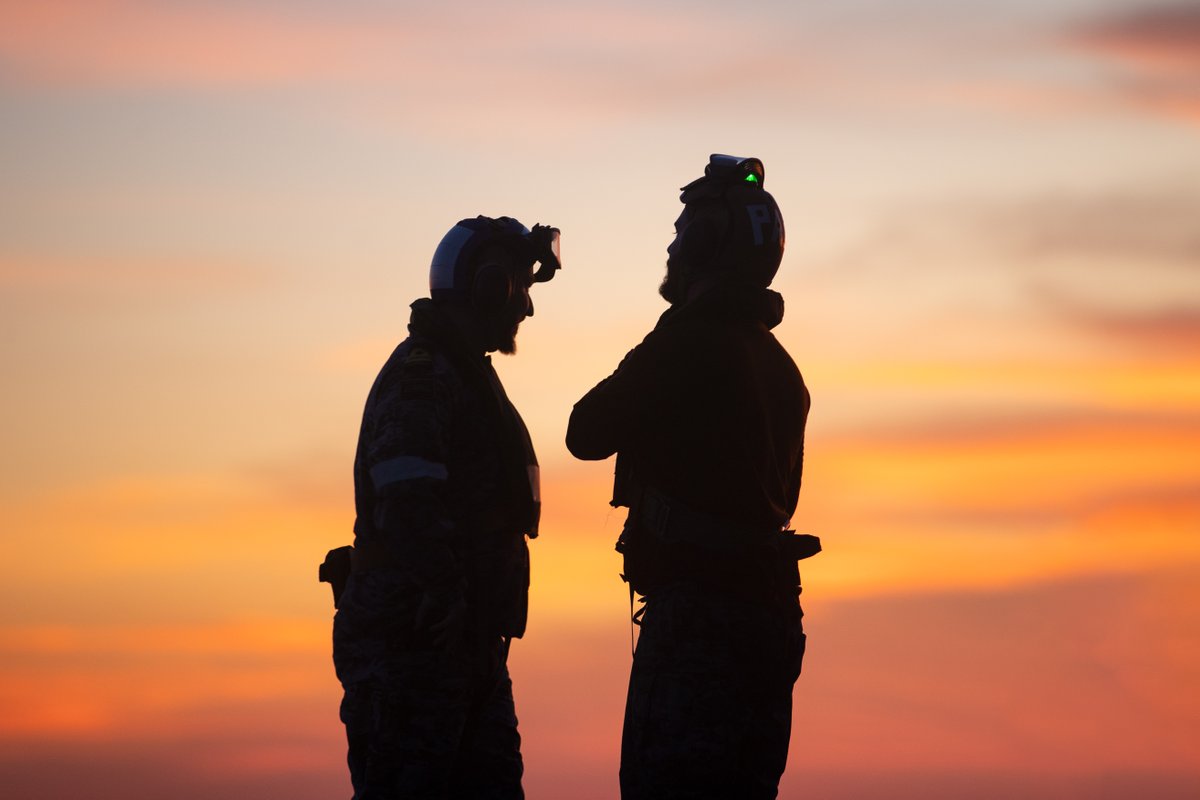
[0,255,275,307]
[0,0,397,89]
[807,183,1200,358]
[1072,2,1200,72]
[1066,1,1200,126]
[0,0,1020,140]
[0,0,778,97]
[0,0,832,141]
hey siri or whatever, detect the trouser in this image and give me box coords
[333,575,524,800]
[619,582,806,800]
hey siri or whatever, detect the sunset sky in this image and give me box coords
[1,0,1198,797]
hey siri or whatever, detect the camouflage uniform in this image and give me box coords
[620,584,805,800]
[333,298,538,799]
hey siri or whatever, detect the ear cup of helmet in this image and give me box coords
[472,261,513,312]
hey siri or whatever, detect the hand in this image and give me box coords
[415,588,467,649]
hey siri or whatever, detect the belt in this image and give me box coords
[639,487,821,560]
[348,538,402,573]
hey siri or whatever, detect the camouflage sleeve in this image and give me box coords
[566,335,659,461]
[363,350,464,595]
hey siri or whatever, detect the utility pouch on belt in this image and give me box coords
[639,487,821,559]
[615,513,664,598]
[318,546,353,609]
[783,531,822,561]
[618,487,822,598]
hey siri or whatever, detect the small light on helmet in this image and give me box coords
[706,154,765,187]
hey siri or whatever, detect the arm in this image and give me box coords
[359,357,466,639]
[566,341,655,461]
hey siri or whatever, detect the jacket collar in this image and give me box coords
[657,279,785,331]
[408,298,490,364]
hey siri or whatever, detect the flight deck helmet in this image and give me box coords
[429,215,561,310]
[672,154,785,288]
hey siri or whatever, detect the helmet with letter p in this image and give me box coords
[667,154,785,292]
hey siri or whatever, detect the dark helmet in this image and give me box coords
[430,215,560,308]
[674,154,785,287]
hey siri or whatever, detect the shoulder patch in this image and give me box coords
[404,347,433,369]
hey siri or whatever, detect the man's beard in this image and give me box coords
[658,261,686,305]
[488,317,520,355]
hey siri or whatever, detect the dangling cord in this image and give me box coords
[628,582,635,656]
[624,578,636,657]
[625,580,648,658]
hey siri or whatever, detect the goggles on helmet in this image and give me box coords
[527,223,561,283]
[704,154,765,187]
[680,154,766,204]
[431,216,561,296]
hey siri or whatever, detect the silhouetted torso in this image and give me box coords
[568,278,811,800]
[334,298,534,798]
[568,279,809,598]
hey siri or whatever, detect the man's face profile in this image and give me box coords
[486,254,534,355]
[662,205,723,304]
[660,208,692,304]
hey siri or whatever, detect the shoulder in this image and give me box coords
[370,336,465,411]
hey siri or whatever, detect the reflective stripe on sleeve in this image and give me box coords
[528,464,540,503]
[370,456,449,490]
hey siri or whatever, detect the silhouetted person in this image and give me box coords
[566,155,818,799]
[321,216,560,799]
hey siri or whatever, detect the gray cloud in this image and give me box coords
[980,189,1200,267]
[1066,1,1200,126]
[1032,286,1200,352]
[1072,2,1200,64]
[812,182,1200,351]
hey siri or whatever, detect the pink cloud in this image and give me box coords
[1072,3,1200,72]
[787,568,1200,789]
[0,0,843,144]
[0,0,401,89]
[1,571,1197,799]
[1067,2,1200,126]
[1035,293,1200,353]
[919,4,1200,129]
[0,0,736,95]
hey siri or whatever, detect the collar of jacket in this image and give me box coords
[407,297,490,366]
[656,278,785,331]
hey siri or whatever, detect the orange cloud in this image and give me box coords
[785,348,1200,598]
[0,618,335,750]
[0,619,326,659]
[787,567,1200,791]
[0,255,275,309]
